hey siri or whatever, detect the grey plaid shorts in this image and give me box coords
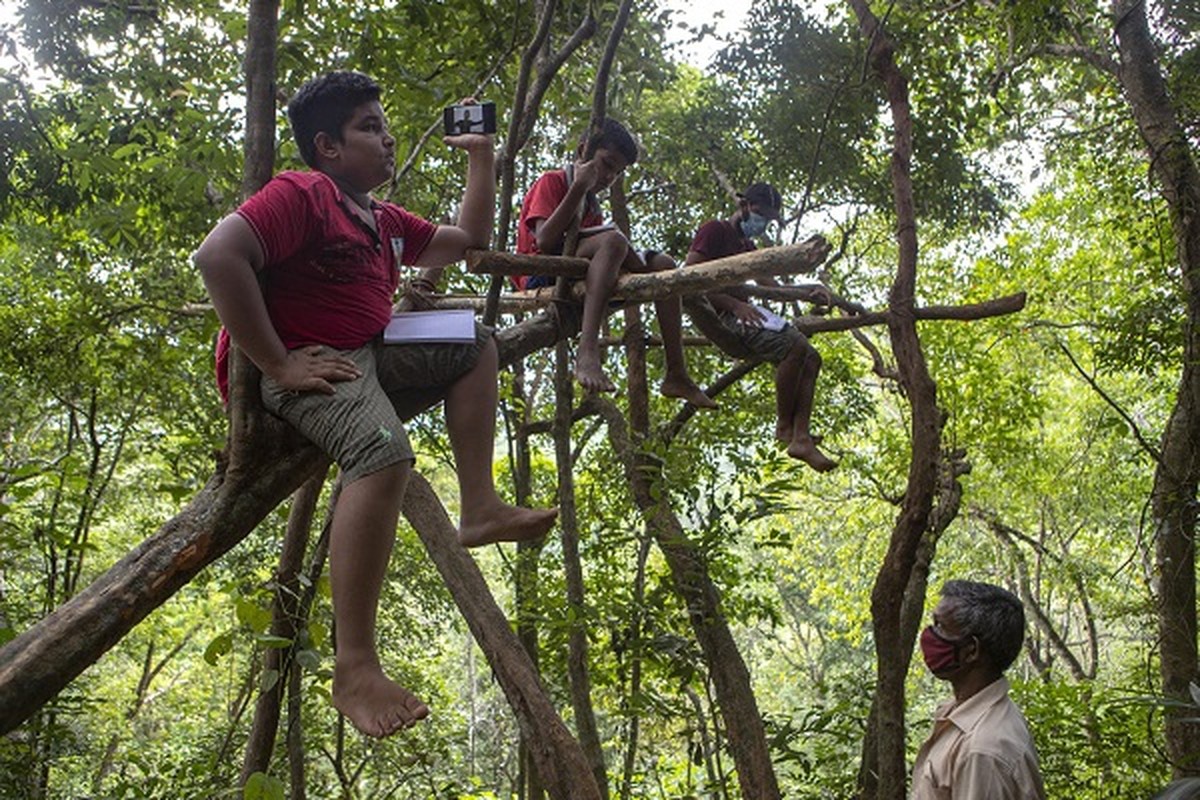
[261,323,491,483]
[715,309,807,364]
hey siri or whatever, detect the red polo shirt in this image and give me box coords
[214,170,437,401]
[513,169,605,289]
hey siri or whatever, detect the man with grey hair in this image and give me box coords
[911,580,1046,799]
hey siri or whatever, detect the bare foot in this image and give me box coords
[661,375,718,409]
[333,660,429,738]
[775,422,793,444]
[575,353,615,393]
[459,503,559,548]
[777,424,821,446]
[787,435,837,472]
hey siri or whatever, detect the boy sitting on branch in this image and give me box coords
[514,119,716,408]
[686,182,836,472]
[193,71,557,738]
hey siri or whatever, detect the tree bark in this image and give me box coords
[240,0,279,200]
[240,470,326,785]
[596,397,782,800]
[552,339,608,795]
[1111,0,1200,775]
[400,473,602,800]
[471,237,830,295]
[509,358,548,800]
[845,3,946,798]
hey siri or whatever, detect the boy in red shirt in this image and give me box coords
[194,71,557,738]
[686,183,835,472]
[516,119,715,407]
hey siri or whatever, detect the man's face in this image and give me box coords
[326,100,396,190]
[919,596,976,677]
[931,597,966,640]
[588,146,630,190]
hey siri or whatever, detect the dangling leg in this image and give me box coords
[638,251,717,409]
[781,339,836,472]
[331,462,432,737]
[447,337,559,547]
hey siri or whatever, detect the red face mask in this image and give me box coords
[920,625,967,674]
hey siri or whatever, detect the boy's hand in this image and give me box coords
[444,132,494,152]
[269,346,362,395]
[731,300,767,328]
[443,97,495,153]
[804,285,833,306]
[573,157,603,192]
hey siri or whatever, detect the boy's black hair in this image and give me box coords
[580,118,639,165]
[741,182,783,220]
[287,71,382,168]
[941,580,1026,672]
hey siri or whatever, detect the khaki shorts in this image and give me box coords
[716,309,806,364]
[261,323,491,483]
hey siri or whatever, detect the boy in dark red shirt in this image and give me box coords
[194,71,556,738]
[687,183,836,472]
[516,119,715,407]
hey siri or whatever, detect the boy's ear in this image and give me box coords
[312,131,339,163]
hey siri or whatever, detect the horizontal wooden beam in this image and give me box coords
[465,236,830,295]
[466,249,589,278]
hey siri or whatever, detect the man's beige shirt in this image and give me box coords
[910,677,1046,799]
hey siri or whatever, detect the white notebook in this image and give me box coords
[747,305,788,332]
[383,310,476,344]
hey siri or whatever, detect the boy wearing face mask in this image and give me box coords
[912,580,1046,799]
[685,182,835,471]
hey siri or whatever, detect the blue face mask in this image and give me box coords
[740,211,768,239]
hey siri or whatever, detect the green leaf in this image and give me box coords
[254,634,293,649]
[259,668,279,694]
[243,771,285,800]
[236,597,272,633]
[295,649,322,672]
[203,631,233,666]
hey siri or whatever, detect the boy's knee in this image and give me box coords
[593,229,629,258]
[583,230,629,275]
[342,436,415,485]
[646,251,676,272]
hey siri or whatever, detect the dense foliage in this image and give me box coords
[0,0,1194,797]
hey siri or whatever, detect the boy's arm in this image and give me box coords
[533,159,601,254]
[415,132,496,266]
[532,182,589,255]
[758,275,833,305]
[193,215,359,394]
[685,248,767,326]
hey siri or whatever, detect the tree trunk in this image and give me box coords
[1112,0,1200,775]
[553,339,608,794]
[240,470,326,785]
[845,3,946,798]
[596,398,782,800]
[510,359,548,800]
[400,473,602,800]
[241,0,279,200]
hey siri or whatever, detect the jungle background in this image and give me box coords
[0,0,1196,798]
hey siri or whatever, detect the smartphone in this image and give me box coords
[443,101,497,136]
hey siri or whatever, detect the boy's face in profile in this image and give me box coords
[323,100,397,191]
[585,145,629,191]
